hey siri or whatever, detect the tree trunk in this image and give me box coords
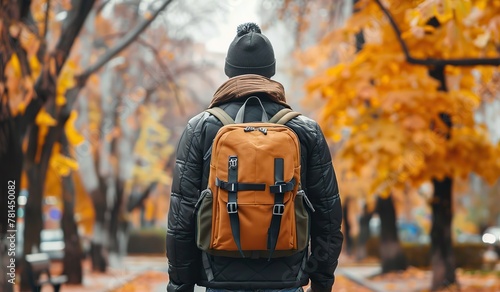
[0,104,22,292]
[61,176,83,283]
[95,63,117,268]
[430,178,456,290]
[109,75,140,256]
[0,238,15,292]
[376,195,408,273]
[428,66,457,291]
[21,168,45,291]
[61,135,83,284]
[89,185,108,272]
[21,93,78,288]
[356,204,373,261]
[342,197,354,256]
[75,114,108,271]
[108,179,124,254]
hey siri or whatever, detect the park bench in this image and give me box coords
[25,253,68,292]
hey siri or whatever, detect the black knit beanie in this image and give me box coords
[225,23,276,78]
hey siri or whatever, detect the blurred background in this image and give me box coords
[0,0,499,291]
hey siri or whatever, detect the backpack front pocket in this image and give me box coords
[212,189,296,252]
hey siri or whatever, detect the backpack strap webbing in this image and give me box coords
[227,155,245,258]
[208,107,300,126]
[205,107,235,125]
[268,157,295,260]
[269,109,301,125]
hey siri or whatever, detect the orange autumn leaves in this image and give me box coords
[306,0,500,196]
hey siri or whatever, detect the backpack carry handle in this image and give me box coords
[234,96,269,123]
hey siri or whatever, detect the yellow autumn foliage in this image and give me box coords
[306,0,500,196]
[49,143,79,177]
[64,110,85,146]
[34,108,57,162]
[56,60,78,106]
[4,54,35,116]
[132,105,173,187]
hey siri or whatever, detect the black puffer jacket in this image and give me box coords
[167,75,343,292]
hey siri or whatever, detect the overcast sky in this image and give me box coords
[204,0,261,53]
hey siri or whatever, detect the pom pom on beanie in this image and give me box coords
[225,23,275,78]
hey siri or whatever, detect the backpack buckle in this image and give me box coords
[271,181,287,194]
[273,204,285,215]
[229,157,238,169]
[227,202,238,214]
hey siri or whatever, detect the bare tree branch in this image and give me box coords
[78,0,175,82]
[18,0,31,20]
[373,0,500,66]
[43,0,51,39]
[126,181,158,212]
[54,0,96,73]
[21,0,96,137]
[96,0,112,14]
[136,38,184,114]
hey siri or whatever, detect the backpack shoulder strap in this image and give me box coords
[205,107,235,126]
[269,108,301,125]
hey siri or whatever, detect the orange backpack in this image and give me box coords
[195,97,315,259]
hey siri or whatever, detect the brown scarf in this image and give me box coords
[209,74,290,108]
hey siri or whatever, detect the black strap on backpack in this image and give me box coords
[226,155,245,257]
[268,158,295,259]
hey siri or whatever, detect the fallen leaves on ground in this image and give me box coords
[331,275,372,292]
[370,266,500,292]
[113,271,167,292]
[111,272,369,292]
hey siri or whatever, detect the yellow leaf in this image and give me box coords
[58,74,75,91]
[17,102,27,115]
[29,56,41,80]
[50,153,79,177]
[7,54,22,78]
[454,0,472,21]
[35,109,58,163]
[435,0,454,24]
[65,110,85,146]
[331,131,343,143]
[56,94,67,106]
[476,0,488,10]
[35,109,57,127]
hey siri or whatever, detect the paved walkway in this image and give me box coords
[64,255,382,292]
[23,254,499,292]
[23,256,169,292]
